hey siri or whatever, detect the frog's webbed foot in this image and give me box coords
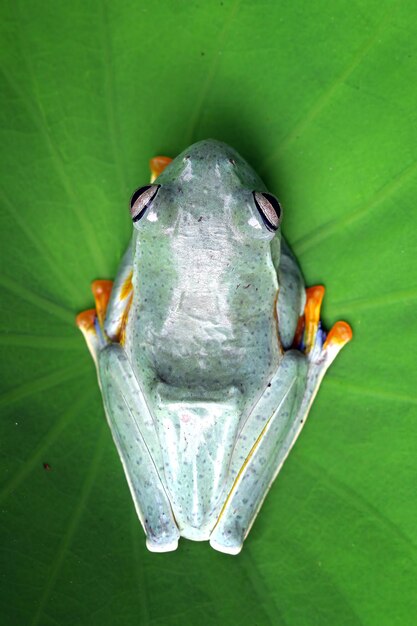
[288,284,352,448]
[77,263,134,354]
[293,285,352,369]
[76,280,114,365]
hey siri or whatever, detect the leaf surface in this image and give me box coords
[1,1,416,624]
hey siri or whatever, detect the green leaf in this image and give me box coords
[1,1,416,624]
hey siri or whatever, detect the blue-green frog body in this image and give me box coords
[77,139,352,554]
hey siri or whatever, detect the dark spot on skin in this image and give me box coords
[243,284,251,289]
[268,382,272,387]
[43,463,51,471]
[229,158,236,165]
[198,216,203,222]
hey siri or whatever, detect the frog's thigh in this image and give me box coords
[210,351,308,555]
[98,344,180,552]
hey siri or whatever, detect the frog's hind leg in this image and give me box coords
[209,286,352,555]
[209,350,308,554]
[98,344,180,552]
[76,320,180,550]
[77,273,179,551]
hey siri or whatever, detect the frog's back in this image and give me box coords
[128,235,280,391]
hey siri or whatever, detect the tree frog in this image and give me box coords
[77,139,352,555]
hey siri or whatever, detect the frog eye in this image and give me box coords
[253,191,282,231]
[130,184,160,222]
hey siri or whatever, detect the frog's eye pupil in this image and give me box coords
[130,184,160,222]
[253,191,282,231]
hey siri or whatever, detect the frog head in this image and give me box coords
[129,139,283,245]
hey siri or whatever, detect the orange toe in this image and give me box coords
[91,280,113,327]
[323,321,353,349]
[305,285,325,322]
[149,156,172,182]
[304,285,325,352]
[76,308,97,331]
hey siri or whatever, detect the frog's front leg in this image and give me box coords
[210,288,352,555]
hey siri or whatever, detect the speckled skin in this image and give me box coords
[97,140,320,554]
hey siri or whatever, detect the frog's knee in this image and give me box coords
[210,536,242,556]
[146,536,179,553]
[263,350,303,390]
[274,349,307,383]
[97,342,127,378]
[209,515,246,555]
[98,343,113,367]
